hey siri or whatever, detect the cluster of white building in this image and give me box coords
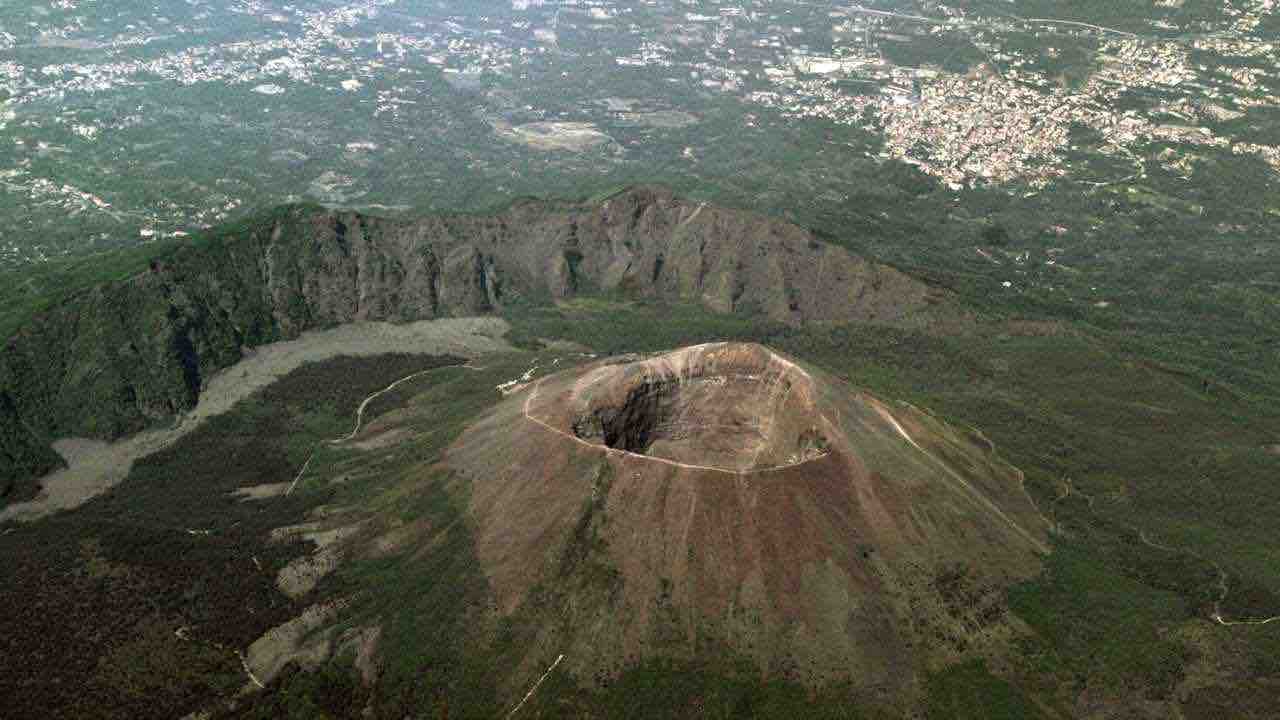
[752,9,1280,188]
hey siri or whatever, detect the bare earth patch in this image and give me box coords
[276,549,342,599]
[244,599,349,689]
[272,519,366,598]
[1,317,510,524]
[618,110,699,128]
[492,120,613,151]
[341,626,383,686]
[231,483,292,501]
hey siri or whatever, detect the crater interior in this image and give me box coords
[568,343,830,472]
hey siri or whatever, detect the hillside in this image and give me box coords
[0,187,952,496]
[2,293,1278,719]
[452,343,1048,697]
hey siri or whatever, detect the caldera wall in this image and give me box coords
[1,187,951,489]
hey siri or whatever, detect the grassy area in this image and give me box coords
[522,658,890,720]
[324,362,521,718]
[0,240,178,341]
[1009,540,1192,697]
[0,203,321,342]
[924,661,1050,720]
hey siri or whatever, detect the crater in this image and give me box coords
[567,343,830,472]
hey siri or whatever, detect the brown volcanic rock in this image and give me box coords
[296,185,946,329]
[1,186,953,488]
[449,343,1048,694]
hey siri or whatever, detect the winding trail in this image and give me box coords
[285,362,482,496]
[238,650,267,689]
[871,400,1050,555]
[337,365,482,443]
[1053,478,1280,627]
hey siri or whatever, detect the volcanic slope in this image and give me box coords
[450,342,1049,697]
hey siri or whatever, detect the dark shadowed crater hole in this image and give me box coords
[570,372,830,471]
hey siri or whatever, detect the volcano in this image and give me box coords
[550,343,830,472]
[448,343,1049,694]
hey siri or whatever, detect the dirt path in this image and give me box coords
[1053,478,1280,627]
[872,400,1050,555]
[2,317,511,524]
[338,363,486,443]
[238,650,267,689]
[285,362,485,496]
[505,654,565,719]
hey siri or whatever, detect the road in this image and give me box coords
[286,362,482,496]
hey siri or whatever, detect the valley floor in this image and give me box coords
[1,318,509,524]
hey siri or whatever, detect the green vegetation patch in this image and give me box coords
[924,660,1048,720]
[523,657,889,720]
[0,352,461,720]
[313,356,539,718]
[1009,539,1191,697]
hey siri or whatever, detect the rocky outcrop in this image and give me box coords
[0,187,949,490]
[328,186,943,327]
